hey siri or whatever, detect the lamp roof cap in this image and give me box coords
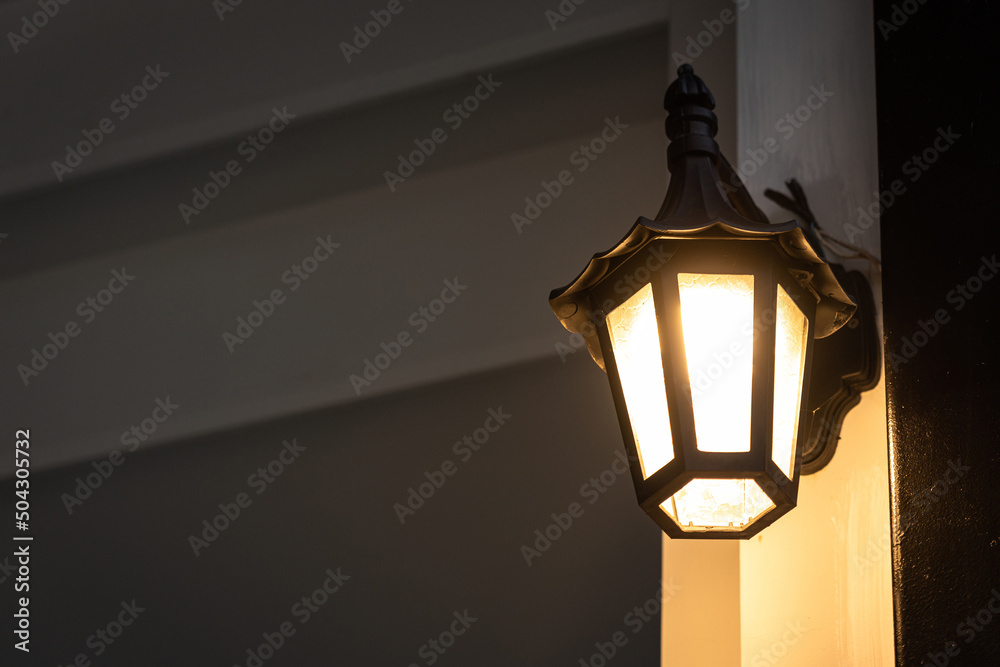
[664,64,716,111]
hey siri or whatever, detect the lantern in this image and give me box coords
[548,65,864,538]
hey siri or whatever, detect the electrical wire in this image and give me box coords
[764,179,882,270]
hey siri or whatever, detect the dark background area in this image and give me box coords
[875,0,1000,663]
[1,356,660,665]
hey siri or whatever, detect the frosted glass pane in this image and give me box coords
[772,285,809,481]
[607,283,673,478]
[677,273,754,452]
[660,478,775,532]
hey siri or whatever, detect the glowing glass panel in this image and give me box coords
[771,285,809,481]
[661,478,775,531]
[677,273,755,452]
[607,283,673,478]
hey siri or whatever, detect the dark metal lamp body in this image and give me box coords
[548,65,880,538]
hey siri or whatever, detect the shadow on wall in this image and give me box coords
[1,355,662,665]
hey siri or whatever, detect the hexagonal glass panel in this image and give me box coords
[660,478,775,532]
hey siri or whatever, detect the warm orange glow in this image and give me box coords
[771,285,809,481]
[677,273,755,453]
[607,283,674,478]
[661,478,775,531]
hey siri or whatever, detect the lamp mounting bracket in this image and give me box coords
[800,265,882,473]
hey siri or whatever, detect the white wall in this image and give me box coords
[661,1,894,664]
[736,2,892,664]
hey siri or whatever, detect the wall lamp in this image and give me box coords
[548,66,880,539]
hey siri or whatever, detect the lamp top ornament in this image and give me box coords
[548,65,857,369]
[663,63,720,164]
